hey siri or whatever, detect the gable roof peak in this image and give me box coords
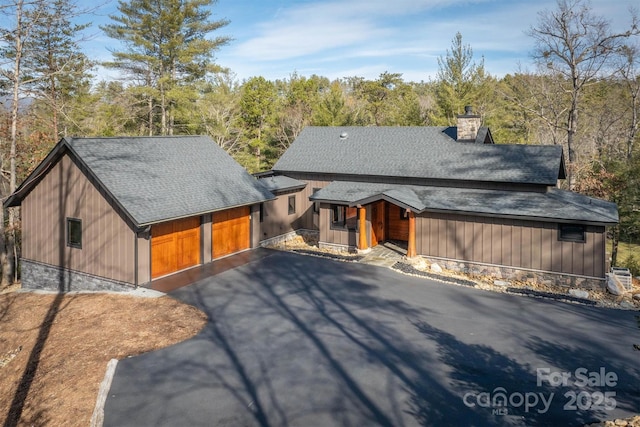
[6,135,274,226]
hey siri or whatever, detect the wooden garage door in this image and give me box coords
[212,206,250,259]
[151,217,201,279]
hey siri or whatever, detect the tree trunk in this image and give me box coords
[566,89,579,190]
[611,225,619,268]
[148,95,153,136]
[628,89,638,160]
[5,0,26,285]
[0,206,9,288]
[159,68,167,135]
[160,88,167,136]
[51,77,58,141]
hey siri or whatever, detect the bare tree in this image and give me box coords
[617,43,640,160]
[528,0,640,189]
[0,0,47,285]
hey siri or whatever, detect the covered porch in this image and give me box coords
[354,201,418,257]
[310,182,422,258]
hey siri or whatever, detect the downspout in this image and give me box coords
[134,231,138,289]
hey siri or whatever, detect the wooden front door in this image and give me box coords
[151,217,201,279]
[212,206,250,259]
[370,201,386,247]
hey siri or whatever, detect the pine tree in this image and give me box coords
[433,32,487,125]
[101,0,231,135]
[22,0,93,141]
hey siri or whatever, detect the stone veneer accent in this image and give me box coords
[423,256,606,290]
[21,259,135,292]
[260,229,319,247]
[318,242,356,253]
[456,112,482,141]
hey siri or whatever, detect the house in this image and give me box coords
[5,109,619,292]
[258,109,618,289]
[4,136,274,291]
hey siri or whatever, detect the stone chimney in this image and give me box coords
[456,106,481,142]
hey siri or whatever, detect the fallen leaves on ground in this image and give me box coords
[0,291,207,426]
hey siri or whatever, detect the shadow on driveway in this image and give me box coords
[104,250,640,427]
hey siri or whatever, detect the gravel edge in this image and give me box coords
[505,287,598,305]
[391,262,478,287]
[290,248,364,262]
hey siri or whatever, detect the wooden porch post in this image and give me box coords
[407,210,417,258]
[358,206,368,250]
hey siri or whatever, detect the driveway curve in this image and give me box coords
[104,250,640,427]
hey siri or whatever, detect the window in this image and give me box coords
[312,188,321,213]
[259,203,264,222]
[331,205,346,229]
[67,218,82,249]
[288,195,296,215]
[331,205,357,230]
[558,224,586,243]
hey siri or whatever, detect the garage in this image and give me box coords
[212,206,250,259]
[151,217,201,279]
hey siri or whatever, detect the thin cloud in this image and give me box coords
[231,0,493,62]
[235,18,388,60]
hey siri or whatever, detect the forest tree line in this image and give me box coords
[0,0,639,285]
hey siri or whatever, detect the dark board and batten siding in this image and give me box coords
[318,202,356,248]
[22,154,136,284]
[260,178,330,241]
[416,212,605,278]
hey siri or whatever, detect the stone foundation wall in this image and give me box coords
[260,229,319,247]
[21,259,135,292]
[423,256,606,290]
[318,241,356,253]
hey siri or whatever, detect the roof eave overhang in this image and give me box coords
[414,207,617,227]
[350,193,423,212]
[3,137,71,209]
[273,169,557,187]
[136,197,275,228]
[268,183,307,194]
[3,137,144,230]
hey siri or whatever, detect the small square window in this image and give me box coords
[67,218,82,249]
[558,224,586,243]
[288,195,296,215]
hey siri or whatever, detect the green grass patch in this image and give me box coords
[608,240,640,263]
[608,240,640,276]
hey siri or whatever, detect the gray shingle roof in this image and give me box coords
[64,136,274,226]
[274,127,564,185]
[258,175,307,192]
[311,181,618,225]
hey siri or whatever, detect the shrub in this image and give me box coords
[622,254,640,277]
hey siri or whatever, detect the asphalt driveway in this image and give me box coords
[103,250,640,427]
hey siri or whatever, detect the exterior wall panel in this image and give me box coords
[22,154,135,284]
[250,204,261,248]
[318,202,352,248]
[387,204,409,241]
[137,233,151,285]
[416,212,607,278]
[260,178,331,241]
